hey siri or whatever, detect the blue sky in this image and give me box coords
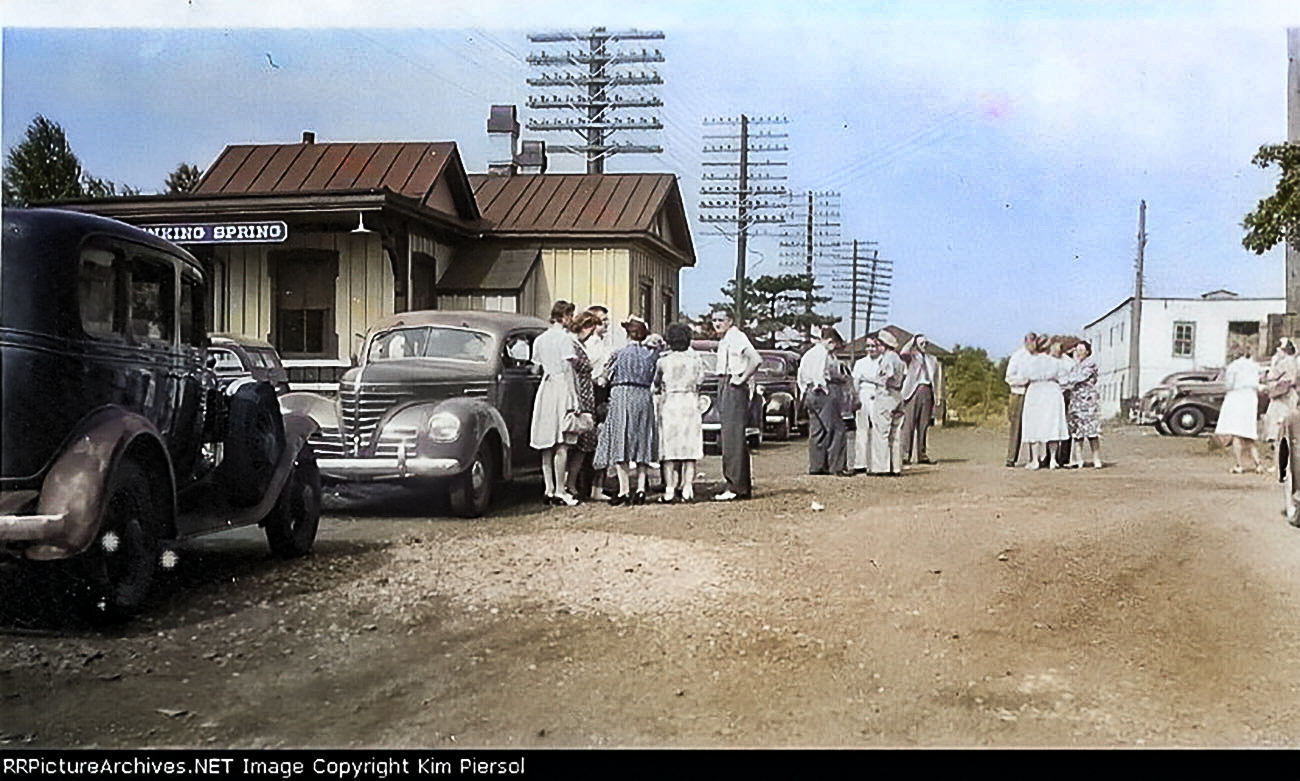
[4,1,1299,357]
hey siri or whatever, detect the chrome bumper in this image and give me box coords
[317,455,461,481]
[0,512,69,544]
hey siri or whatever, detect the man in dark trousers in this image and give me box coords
[798,327,851,475]
[711,309,761,501]
[900,333,943,465]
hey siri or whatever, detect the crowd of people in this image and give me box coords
[1004,331,1103,470]
[528,301,759,506]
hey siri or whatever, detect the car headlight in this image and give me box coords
[426,411,462,443]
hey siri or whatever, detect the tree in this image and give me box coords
[1242,141,1300,254]
[704,273,840,347]
[2,114,84,206]
[165,163,203,194]
[943,345,1009,425]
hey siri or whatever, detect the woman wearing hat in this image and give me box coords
[594,315,661,504]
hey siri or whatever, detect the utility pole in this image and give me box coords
[1128,200,1146,403]
[699,115,789,328]
[828,239,887,356]
[526,27,665,173]
[778,190,841,339]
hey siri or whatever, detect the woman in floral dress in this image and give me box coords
[654,323,704,502]
[563,311,602,500]
[1062,340,1103,468]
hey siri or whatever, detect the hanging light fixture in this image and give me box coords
[351,212,372,234]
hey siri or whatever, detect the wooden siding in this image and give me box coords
[214,231,394,363]
[540,247,630,317]
[630,247,679,332]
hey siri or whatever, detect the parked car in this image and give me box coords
[0,208,321,622]
[1134,368,1226,436]
[208,333,291,394]
[753,349,856,438]
[280,310,549,517]
[694,350,765,449]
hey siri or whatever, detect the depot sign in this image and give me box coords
[139,221,288,244]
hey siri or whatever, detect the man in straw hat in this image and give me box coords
[852,329,906,475]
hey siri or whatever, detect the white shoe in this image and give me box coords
[555,492,579,507]
[714,490,739,502]
[1024,463,1040,471]
[591,490,611,501]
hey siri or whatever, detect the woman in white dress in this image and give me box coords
[1261,337,1299,447]
[1214,346,1264,474]
[1020,336,1070,470]
[529,300,579,505]
[654,323,704,502]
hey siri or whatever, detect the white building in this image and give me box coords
[1083,291,1284,420]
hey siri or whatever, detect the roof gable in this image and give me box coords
[195,141,480,220]
[468,173,695,265]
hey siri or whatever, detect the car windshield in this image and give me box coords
[208,347,243,372]
[367,326,494,362]
[697,351,718,374]
[758,356,786,374]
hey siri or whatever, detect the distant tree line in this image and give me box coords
[2,114,201,207]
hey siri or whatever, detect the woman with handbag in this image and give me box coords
[530,300,581,506]
[563,311,604,501]
[1262,337,1299,447]
[594,315,660,505]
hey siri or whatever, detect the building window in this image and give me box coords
[272,249,338,359]
[661,287,675,329]
[1227,320,1260,360]
[1172,321,1195,357]
[638,278,654,324]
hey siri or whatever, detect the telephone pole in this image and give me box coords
[1128,200,1146,403]
[526,27,665,173]
[778,190,841,338]
[699,114,789,326]
[828,241,888,357]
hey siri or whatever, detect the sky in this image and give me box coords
[4,0,1299,358]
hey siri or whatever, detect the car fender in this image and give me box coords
[28,407,176,561]
[383,397,514,481]
[279,391,340,430]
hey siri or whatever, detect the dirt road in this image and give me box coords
[4,424,1300,748]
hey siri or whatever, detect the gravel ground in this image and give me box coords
[4,423,1300,748]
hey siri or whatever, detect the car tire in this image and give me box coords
[1165,406,1207,436]
[1153,419,1171,435]
[224,382,286,507]
[775,411,792,441]
[76,460,161,624]
[449,440,495,518]
[263,445,322,558]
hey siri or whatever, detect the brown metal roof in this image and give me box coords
[471,173,670,233]
[195,141,477,219]
[469,173,695,266]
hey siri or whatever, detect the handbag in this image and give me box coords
[1269,378,1294,399]
[563,410,595,435]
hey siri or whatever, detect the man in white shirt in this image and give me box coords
[900,333,943,465]
[1003,331,1037,467]
[711,309,761,500]
[798,327,850,475]
[852,331,906,474]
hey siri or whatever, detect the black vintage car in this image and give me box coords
[208,333,292,395]
[281,310,549,517]
[755,350,804,440]
[1134,368,1225,436]
[0,208,321,622]
[695,349,766,449]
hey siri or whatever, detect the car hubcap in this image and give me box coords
[470,459,486,494]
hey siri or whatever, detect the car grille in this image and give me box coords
[339,385,414,455]
[308,380,490,458]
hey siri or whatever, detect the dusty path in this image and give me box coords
[4,424,1300,747]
